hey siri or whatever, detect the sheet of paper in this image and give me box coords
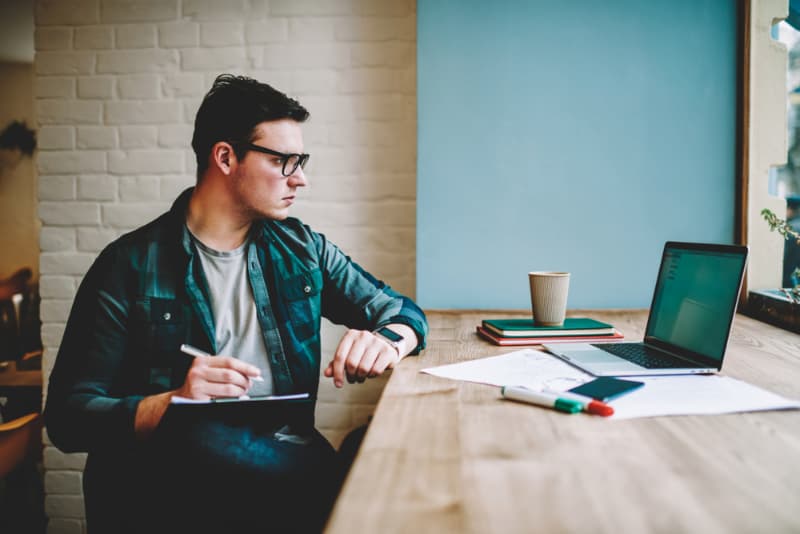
[421,349,593,391]
[607,375,800,419]
[420,349,800,419]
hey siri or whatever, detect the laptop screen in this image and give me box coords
[645,243,747,363]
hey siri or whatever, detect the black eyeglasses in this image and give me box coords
[244,144,310,177]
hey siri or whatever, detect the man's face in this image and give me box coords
[231,119,307,221]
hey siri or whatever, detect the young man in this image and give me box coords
[45,74,428,533]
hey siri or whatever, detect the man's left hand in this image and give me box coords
[324,324,415,388]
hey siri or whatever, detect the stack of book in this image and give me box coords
[477,317,624,346]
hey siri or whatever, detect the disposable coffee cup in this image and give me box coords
[529,272,570,326]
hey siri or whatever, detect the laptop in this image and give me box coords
[544,241,748,376]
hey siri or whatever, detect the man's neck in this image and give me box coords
[186,181,252,252]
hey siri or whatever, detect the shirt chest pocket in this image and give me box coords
[282,269,322,342]
[130,297,189,391]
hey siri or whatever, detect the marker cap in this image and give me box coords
[586,400,614,416]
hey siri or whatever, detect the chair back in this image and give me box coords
[0,412,42,478]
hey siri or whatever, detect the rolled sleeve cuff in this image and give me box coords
[98,395,146,451]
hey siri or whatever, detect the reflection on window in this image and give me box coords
[771,21,800,287]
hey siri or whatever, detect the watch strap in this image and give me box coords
[373,327,403,355]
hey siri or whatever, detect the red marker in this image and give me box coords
[544,388,614,416]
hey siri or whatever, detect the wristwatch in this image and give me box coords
[373,326,404,355]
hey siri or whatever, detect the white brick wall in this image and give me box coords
[35,0,417,531]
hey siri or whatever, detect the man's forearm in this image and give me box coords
[134,391,174,440]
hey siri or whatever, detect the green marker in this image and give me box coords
[501,385,583,413]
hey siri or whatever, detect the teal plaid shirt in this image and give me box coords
[45,188,428,453]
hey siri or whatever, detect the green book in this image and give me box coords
[481,317,615,338]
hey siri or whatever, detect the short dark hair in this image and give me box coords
[191,74,310,177]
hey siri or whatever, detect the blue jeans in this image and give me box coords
[84,403,339,534]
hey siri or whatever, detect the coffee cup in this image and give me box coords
[528,272,570,326]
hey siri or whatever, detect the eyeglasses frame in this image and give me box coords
[242,143,310,177]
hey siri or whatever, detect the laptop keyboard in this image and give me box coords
[591,343,691,369]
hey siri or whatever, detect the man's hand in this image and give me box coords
[324,324,415,388]
[134,355,262,440]
[174,354,262,400]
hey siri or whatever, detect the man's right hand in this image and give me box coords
[134,355,262,440]
[174,355,262,400]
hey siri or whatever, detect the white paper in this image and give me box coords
[421,349,593,391]
[606,375,800,419]
[420,349,800,419]
[170,392,309,405]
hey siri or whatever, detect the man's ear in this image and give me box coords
[210,142,237,175]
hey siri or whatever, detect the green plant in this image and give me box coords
[762,208,800,291]
[762,208,800,241]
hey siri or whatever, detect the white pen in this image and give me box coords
[179,343,264,381]
[501,386,583,414]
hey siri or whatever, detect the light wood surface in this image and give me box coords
[325,310,800,534]
[0,360,42,392]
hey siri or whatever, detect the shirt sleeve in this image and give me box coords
[312,229,428,354]
[44,243,144,454]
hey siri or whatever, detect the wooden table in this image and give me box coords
[325,310,800,533]
[0,360,41,393]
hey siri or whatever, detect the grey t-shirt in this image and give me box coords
[192,235,274,396]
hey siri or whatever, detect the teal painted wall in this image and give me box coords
[417,0,739,309]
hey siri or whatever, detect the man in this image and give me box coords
[45,74,428,533]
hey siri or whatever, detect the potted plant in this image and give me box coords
[747,208,800,332]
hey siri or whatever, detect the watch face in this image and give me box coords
[376,327,403,343]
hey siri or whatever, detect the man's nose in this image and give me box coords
[288,167,307,187]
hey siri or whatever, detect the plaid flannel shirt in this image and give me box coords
[45,187,428,454]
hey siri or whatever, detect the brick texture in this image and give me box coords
[35,1,417,531]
